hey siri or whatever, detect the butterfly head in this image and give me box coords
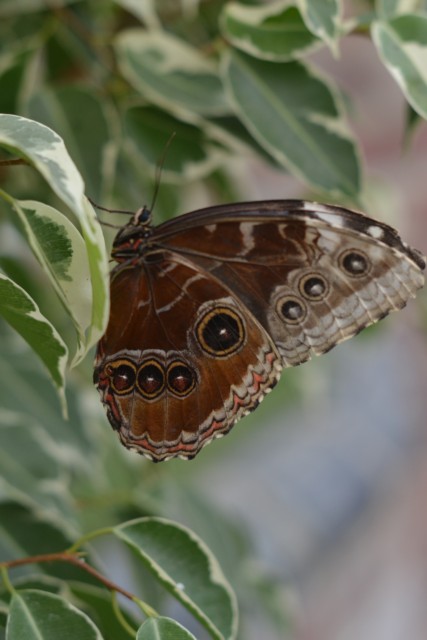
[133,205,152,227]
[111,206,153,261]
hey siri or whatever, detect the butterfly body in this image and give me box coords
[94,200,425,461]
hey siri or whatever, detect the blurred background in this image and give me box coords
[0,2,427,639]
[181,34,427,640]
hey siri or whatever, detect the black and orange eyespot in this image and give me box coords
[105,359,137,394]
[136,359,165,399]
[196,306,245,357]
[167,361,196,397]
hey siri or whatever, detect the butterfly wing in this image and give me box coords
[154,200,425,367]
[95,250,282,461]
[95,200,425,460]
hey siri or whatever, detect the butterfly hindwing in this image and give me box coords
[95,251,281,460]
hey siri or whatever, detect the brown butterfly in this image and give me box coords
[94,200,425,461]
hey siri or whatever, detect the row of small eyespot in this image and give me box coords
[105,358,197,399]
[278,250,370,323]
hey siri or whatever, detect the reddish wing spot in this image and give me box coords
[167,363,196,397]
[137,361,165,399]
[111,364,135,393]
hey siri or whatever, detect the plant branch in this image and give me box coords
[1,552,137,603]
[0,158,30,167]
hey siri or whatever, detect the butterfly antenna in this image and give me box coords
[149,131,176,214]
[98,220,122,229]
[88,132,176,220]
[87,196,135,216]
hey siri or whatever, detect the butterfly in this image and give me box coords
[93,200,425,462]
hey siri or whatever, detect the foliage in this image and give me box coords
[0,1,426,638]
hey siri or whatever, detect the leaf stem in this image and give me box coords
[0,565,15,596]
[111,591,137,637]
[66,526,115,553]
[0,187,16,206]
[133,598,159,619]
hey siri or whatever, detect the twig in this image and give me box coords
[0,158,30,167]
[1,552,136,602]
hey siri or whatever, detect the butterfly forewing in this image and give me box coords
[95,200,425,460]
[155,201,425,366]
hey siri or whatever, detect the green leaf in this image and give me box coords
[377,0,427,19]
[0,414,66,511]
[110,143,180,221]
[0,50,33,114]
[205,115,280,166]
[372,15,427,119]
[26,85,113,202]
[0,256,40,306]
[222,49,361,197]
[0,336,95,470]
[137,617,197,640]
[0,0,77,17]
[114,517,238,640]
[75,198,109,363]
[114,29,230,119]
[297,0,341,50]
[124,105,224,182]
[6,590,104,640]
[0,114,109,357]
[0,114,85,218]
[0,501,72,560]
[1,575,64,599]
[0,273,67,411]
[404,102,422,144]
[220,1,319,61]
[69,583,140,640]
[114,0,161,27]
[11,200,92,363]
[0,502,101,585]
